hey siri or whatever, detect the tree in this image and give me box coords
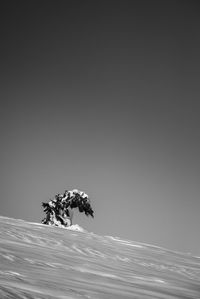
[41,189,94,227]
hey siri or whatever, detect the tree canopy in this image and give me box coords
[41,189,94,227]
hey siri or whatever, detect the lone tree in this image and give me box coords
[41,189,94,227]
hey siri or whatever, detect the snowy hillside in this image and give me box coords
[0,216,199,298]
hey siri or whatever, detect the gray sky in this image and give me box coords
[0,1,200,256]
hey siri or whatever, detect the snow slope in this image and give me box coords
[0,216,199,298]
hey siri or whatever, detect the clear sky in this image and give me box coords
[0,1,200,256]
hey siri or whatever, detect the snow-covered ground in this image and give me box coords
[0,216,199,298]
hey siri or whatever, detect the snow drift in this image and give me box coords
[0,216,199,298]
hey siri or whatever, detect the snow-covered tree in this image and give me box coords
[41,189,94,227]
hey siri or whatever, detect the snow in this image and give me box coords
[65,224,86,232]
[0,216,200,299]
